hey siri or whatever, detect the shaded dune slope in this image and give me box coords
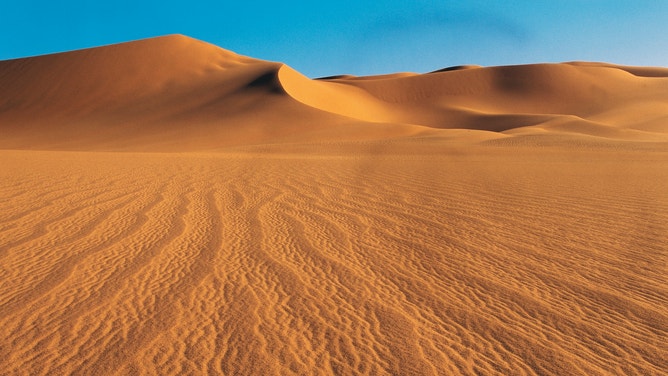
[1,34,668,150]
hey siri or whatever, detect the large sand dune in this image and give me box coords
[0,35,667,375]
[2,34,668,150]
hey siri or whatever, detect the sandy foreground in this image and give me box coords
[1,144,666,375]
[1,35,667,375]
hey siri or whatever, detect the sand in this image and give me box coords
[0,35,666,375]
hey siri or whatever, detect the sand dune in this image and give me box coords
[1,35,667,375]
[2,34,668,150]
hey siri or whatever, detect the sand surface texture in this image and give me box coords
[1,35,667,375]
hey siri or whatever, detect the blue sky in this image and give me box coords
[1,1,667,77]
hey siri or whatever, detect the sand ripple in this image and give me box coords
[1,147,665,375]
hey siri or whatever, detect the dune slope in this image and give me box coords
[0,35,422,150]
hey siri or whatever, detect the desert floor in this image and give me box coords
[1,138,666,375]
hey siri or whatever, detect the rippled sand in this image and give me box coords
[1,143,666,375]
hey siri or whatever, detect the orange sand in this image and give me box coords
[0,35,666,375]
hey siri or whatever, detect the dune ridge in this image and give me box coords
[1,35,667,375]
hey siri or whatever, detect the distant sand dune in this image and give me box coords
[1,34,668,150]
[0,35,667,375]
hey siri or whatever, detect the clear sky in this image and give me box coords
[1,0,667,77]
